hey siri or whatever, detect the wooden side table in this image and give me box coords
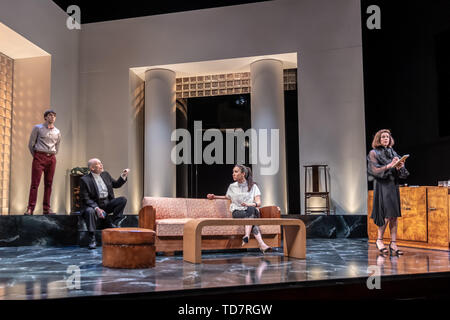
[102,228,156,268]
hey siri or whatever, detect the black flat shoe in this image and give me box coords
[376,238,388,255]
[241,236,249,247]
[260,246,272,254]
[88,238,97,250]
[389,241,404,256]
[115,216,126,228]
[106,219,118,228]
[87,233,96,250]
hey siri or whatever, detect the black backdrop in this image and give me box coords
[184,92,300,214]
[361,0,450,188]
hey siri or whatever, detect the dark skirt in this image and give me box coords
[371,179,401,227]
[232,207,261,235]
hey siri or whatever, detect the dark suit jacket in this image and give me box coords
[80,171,126,210]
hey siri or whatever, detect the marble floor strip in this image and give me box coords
[0,238,449,300]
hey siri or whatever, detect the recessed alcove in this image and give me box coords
[0,22,51,215]
[129,53,300,213]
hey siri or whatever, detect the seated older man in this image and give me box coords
[80,158,130,249]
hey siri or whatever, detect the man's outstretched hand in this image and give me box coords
[122,168,130,179]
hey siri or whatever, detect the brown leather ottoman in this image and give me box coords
[102,228,156,268]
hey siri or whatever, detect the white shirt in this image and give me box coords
[92,173,109,199]
[226,181,261,212]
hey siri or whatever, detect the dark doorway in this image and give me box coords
[176,100,188,198]
[187,94,252,198]
[175,86,300,214]
[284,90,300,214]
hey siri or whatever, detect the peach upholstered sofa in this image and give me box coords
[138,197,281,254]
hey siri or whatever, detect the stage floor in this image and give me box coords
[1,238,450,300]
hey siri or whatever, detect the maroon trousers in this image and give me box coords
[27,152,56,212]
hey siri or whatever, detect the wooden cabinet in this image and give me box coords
[427,187,449,247]
[367,186,450,251]
[400,187,427,242]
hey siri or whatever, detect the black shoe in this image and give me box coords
[376,238,388,255]
[88,234,97,250]
[241,236,249,247]
[260,246,272,255]
[88,241,96,249]
[105,216,119,228]
[389,241,404,256]
[107,221,118,228]
[115,216,126,227]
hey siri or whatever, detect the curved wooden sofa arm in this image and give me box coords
[139,205,156,231]
[259,205,281,218]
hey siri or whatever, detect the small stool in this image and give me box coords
[102,228,156,268]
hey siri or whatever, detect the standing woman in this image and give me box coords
[367,129,409,256]
[207,164,272,253]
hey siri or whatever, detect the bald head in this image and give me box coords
[88,158,103,174]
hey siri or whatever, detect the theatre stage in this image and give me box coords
[1,238,450,302]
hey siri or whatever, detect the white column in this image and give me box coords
[144,68,176,197]
[250,59,287,214]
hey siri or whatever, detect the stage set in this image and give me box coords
[1,214,450,303]
[1,0,450,307]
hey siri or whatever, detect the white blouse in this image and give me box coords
[226,181,261,212]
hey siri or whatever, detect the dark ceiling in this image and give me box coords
[52,0,271,24]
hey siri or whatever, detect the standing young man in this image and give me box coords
[25,109,61,215]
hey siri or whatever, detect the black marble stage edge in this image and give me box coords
[0,215,139,247]
[69,272,450,302]
[0,214,366,247]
